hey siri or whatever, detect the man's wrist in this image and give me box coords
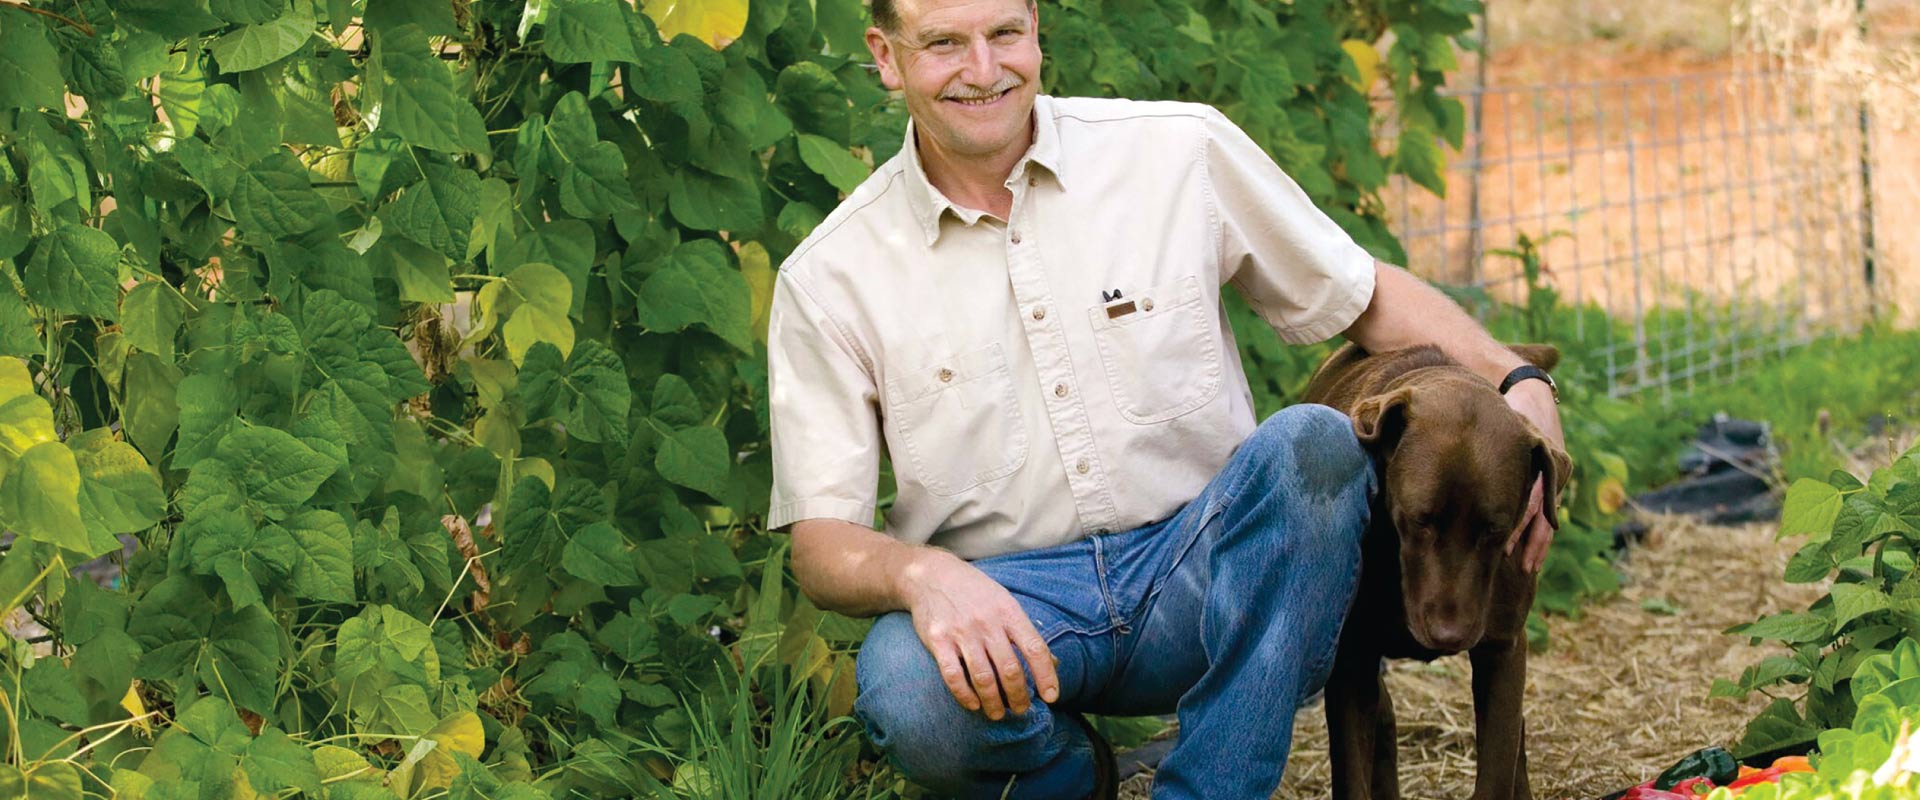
[890,545,954,610]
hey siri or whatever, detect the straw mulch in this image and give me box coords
[1118,514,1828,799]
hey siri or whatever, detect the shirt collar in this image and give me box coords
[900,94,1067,247]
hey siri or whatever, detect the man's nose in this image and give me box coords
[961,36,997,85]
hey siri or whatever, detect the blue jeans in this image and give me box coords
[853,404,1377,800]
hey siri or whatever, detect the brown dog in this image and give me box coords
[1301,343,1572,800]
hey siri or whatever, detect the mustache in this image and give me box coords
[943,74,1023,100]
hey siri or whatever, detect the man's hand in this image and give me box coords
[1503,380,1565,574]
[898,550,1060,721]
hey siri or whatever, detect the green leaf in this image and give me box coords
[668,165,765,233]
[561,521,639,586]
[244,728,324,797]
[796,133,870,193]
[334,604,441,735]
[774,61,852,145]
[380,235,457,304]
[656,425,729,499]
[213,0,285,24]
[558,141,640,218]
[232,152,328,237]
[23,116,89,216]
[25,223,122,321]
[517,340,632,443]
[214,424,338,512]
[121,281,188,363]
[500,263,576,365]
[544,0,642,63]
[0,20,65,111]
[65,33,130,99]
[382,161,482,260]
[1781,478,1846,541]
[363,0,459,36]
[210,1,316,72]
[2,441,89,553]
[122,354,182,460]
[131,577,284,711]
[374,25,490,162]
[1730,610,1833,644]
[283,508,356,603]
[1833,582,1891,629]
[23,658,89,725]
[634,240,753,352]
[70,428,166,535]
[1394,128,1445,197]
[15,762,82,800]
[158,51,208,137]
[649,373,703,428]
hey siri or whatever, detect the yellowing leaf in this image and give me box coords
[642,0,749,49]
[0,357,58,472]
[1596,477,1627,515]
[413,711,485,791]
[1341,40,1380,92]
[740,242,774,345]
[121,682,151,734]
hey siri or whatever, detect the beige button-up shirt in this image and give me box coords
[766,94,1376,561]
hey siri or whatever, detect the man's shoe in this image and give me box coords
[1066,711,1119,800]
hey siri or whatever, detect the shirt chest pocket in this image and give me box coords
[883,342,1029,497]
[1085,274,1223,424]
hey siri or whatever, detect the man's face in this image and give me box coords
[865,0,1042,162]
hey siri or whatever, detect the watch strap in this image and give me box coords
[1499,364,1558,402]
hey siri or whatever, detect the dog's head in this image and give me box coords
[1350,345,1573,652]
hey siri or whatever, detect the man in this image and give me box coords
[763,0,1566,796]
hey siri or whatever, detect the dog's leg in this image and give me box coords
[1372,671,1399,799]
[1468,641,1529,800]
[1326,643,1389,800]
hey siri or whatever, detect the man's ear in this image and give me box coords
[1531,439,1575,531]
[1351,387,1413,451]
[865,28,902,90]
[1507,343,1561,372]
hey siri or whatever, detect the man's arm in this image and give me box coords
[1340,260,1567,572]
[788,517,931,617]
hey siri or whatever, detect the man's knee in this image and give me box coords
[853,613,977,789]
[1249,403,1374,500]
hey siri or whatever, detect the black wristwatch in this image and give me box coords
[1498,365,1559,404]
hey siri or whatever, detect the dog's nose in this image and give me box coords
[1422,615,1477,651]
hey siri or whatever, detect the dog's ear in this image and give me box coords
[1530,439,1575,531]
[1352,388,1413,450]
[1507,344,1561,372]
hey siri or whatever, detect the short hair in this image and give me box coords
[871,0,1035,35]
[872,0,903,34]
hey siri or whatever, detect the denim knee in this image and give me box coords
[853,613,979,790]
[1249,404,1375,498]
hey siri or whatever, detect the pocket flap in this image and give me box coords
[886,342,1009,404]
[1085,275,1203,332]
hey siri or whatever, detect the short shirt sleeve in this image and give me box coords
[1203,105,1378,344]
[765,270,884,532]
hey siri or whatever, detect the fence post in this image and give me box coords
[1465,6,1490,290]
[1856,0,1878,318]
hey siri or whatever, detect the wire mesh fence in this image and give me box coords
[1385,68,1879,399]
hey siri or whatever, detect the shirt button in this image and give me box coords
[1093,527,1109,535]
[1010,230,1022,244]
[937,368,953,382]
[1054,383,1068,398]
[1075,458,1090,474]
[1028,176,1037,187]
[1032,305,1046,320]
[1143,298,1155,311]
